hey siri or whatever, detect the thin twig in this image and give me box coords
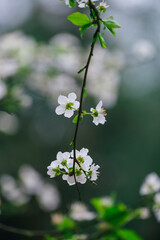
[0,223,58,238]
[72,0,101,200]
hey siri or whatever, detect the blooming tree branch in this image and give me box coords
[47,0,121,200]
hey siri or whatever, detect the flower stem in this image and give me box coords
[72,0,101,200]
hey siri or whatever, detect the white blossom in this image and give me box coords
[88,163,100,181]
[153,208,160,222]
[139,208,150,219]
[154,193,160,204]
[36,183,60,211]
[132,40,156,61]
[0,174,30,206]
[70,202,96,221]
[55,92,80,118]
[19,165,44,195]
[90,100,107,126]
[140,173,160,195]
[62,160,87,186]
[71,148,93,171]
[47,160,61,178]
[99,1,109,9]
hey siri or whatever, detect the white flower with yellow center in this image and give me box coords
[55,92,80,118]
[90,100,107,126]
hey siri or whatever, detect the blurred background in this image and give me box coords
[0,0,160,239]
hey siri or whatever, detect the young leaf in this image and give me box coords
[67,12,91,26]
[103,16,121,37]
[77,66,86,74]
[80,22,92,38]
[98,33,107,48]
[69,0,76,8]
[84,89,87,98]
[73,115,78,123]
[116,229,143,240]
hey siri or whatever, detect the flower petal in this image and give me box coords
[80,148,89,157]
[96,100,103,111]
[68,92,77,102]
[56,152,63,161]
[58,95,68,104]
[73,101,80,109]
[55,105,65,115]
[64,109,74,118]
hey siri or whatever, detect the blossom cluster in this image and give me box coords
[0,165,60,211]
[65,0,109,10]
[47,148,100,185]
[55,92,107,126]
[139,172,160,222]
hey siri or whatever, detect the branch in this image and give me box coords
[72,0,101,200]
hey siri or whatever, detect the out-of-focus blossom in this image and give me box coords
[70,202,96,221]
[0,80,7,99]
[0,112,19,135]
[140,173,160,195]
[132,40,156,61]
[0,31,36,66]
[139,208,150,219]
[36,183,60,211]
[19,165,44,195]
[88,70,120,108]
[0,59,18,78]
[100,196,114,207]
[154,193,160,204]
[0,175,30,206]
[153,208,160,222]
[51,213,64,225]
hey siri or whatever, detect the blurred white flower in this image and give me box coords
[19,165,44,195]
[140,173,160,195]
[0,111,19,135]
[87,70,120,108]
[36,183,60,211]
[0,31,36,65]
[139,208,150,219]
[51,213,64,225]
[70,202,96,221]
[154,193,160,204]
[0,80,7,99]
[0,59,18,78]
[90,100,107,126]
[55,93,80,118]
[0,174,30,206]
[100,196,113,207]
[133,40,156,60]
[153,208,160,222]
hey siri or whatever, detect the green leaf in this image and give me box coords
[57,216,75,231]
[67,12,91,26]
[103,204,131,227]
[69,0,76,7]
[77,66,86,74]
[70,141,74,147]
[98,33,107,48]
[117,229,143,240]
[84,89,87,98]
[103,16,121,37]
[80,22,92,37]
[73,115,78,123]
